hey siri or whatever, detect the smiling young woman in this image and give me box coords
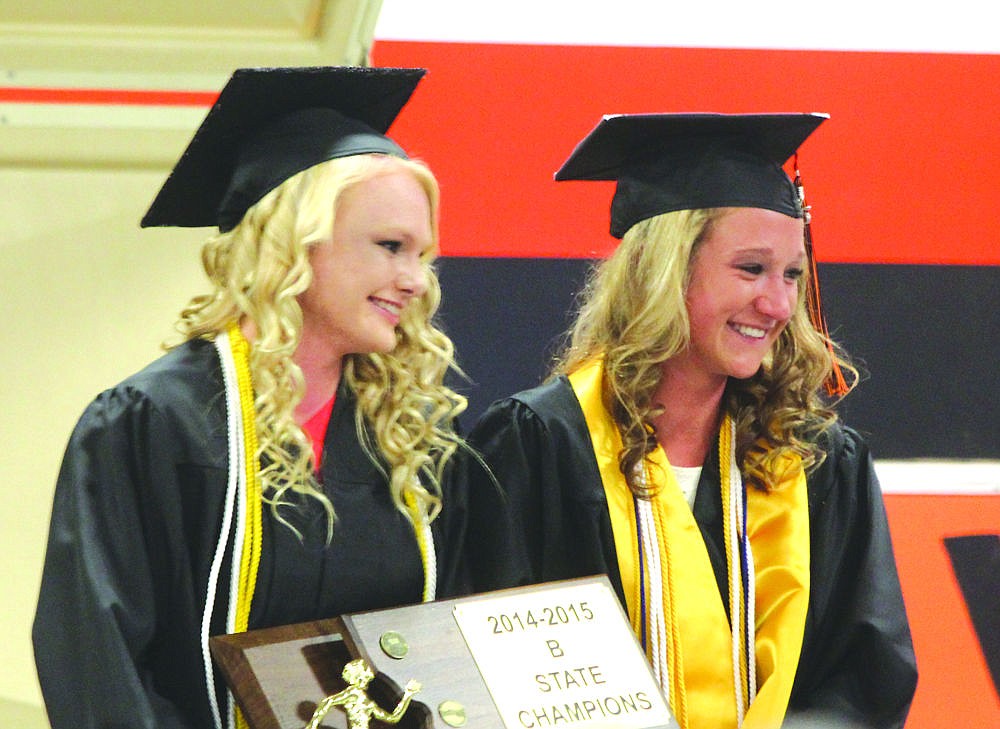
[32,67,471,729]
[464,113,917,729]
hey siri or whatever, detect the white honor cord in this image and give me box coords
[640,499,668,687]
[635,466,668,689]
[223,412,249,729]
[418,508,437,602]
[203,331,242,729]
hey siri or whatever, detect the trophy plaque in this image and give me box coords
[210,575,679,729]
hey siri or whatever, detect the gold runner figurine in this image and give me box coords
[305,658,420,729]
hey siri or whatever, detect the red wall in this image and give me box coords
[886,495,1000,727]
[373,41,1000,265]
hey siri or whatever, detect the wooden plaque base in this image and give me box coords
[210,577,676,729]
[210,600,504,729]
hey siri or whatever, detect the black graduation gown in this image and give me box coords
[465,375,917,729]
[33,338,468,729]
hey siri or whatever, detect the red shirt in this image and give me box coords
[302,394,336,469]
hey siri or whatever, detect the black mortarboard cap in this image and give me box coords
[141,66,425,231]
[555,112,828,238]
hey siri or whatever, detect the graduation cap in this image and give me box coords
[557,111,850,397]
[555,112,828,238]
[141,66,426,231]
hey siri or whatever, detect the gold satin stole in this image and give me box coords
[569,359,810,729]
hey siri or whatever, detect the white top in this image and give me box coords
[671,465,702,510]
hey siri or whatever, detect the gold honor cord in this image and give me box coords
[227,323,263,637]
[202,323,262,729]
[403,488,437,602]
[225,323,264,729]
[210,322,262,729]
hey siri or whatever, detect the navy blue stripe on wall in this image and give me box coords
[821,263,999,459]
[437,257,591,425]
[437,258,1000,459]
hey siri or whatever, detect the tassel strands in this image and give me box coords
[794,156,850,398]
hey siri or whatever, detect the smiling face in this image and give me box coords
[671,207,806,388]
[298,166,434,361]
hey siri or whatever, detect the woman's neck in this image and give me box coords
[293,337,343,425]
[242,318,343,425]
[652,360,727,467]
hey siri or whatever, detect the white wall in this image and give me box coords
[375,0,999,53]
[1,2,382,723]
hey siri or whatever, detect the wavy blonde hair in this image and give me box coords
[171,154,466,532]
[556,207,855,494]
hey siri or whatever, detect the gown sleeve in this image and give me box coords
[33,387,209,729]
[787,425,918,729]
[428,445,474,599]
[464,381,622,597]
[463,396,548,592]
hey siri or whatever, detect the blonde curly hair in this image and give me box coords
[171,153,466,532]
[556,207,855,495]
